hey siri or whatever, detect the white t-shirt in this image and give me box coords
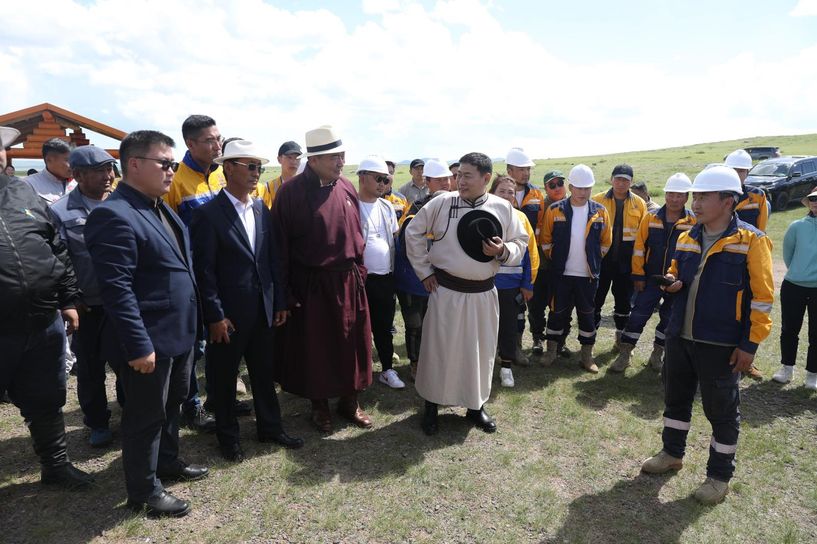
[359,199,398,275]
[515,189,525,207]
[564,203,589,277]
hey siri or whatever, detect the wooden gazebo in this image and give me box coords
[0,103,126,159]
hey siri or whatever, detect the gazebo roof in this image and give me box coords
[0,103,126,159]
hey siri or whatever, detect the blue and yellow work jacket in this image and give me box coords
[539,199,612,279]
[517,184,545,233]
[163,151,226,225]
[592,189,647,271]
[666,214,773,354]
[496,209,539,290]
[735,185,768,232]
[631,206,696,281]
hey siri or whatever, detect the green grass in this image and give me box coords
[2,135,816,543]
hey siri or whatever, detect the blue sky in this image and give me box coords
[3,0,816,166]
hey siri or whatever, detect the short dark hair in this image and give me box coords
[26,168,38,175]
[459,152,492,176]
[41,138,71,159]
[119,130,175,176]
[385,160,395,169]
[450,161,460,169]
[489,174,515,194]
[181,115,216,141]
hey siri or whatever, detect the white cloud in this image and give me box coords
[1,0,816,165]
[790,0,817,16]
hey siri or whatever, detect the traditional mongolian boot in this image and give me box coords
[421,401,438,435]
[609,343,634,373]
[30,412,94,490]
[310,399,333,433]
[337,393,373,429]
[580,345,599,373]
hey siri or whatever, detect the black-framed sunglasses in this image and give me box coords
[808,195,817,202]
[547,178,565,189]
[232,161,266,174]
[134,157,180,172]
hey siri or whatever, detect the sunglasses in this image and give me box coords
[135,157,180,172]
[363,172,388,184]
[232,161,266,174]
[547,178,565,189]
[808,195,817,202]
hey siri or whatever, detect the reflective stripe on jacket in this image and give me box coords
[735,185,768,232]
[666,215,773,354]
[592,188,647,269]
[631,206,696,281]
[496,209,539,290]
[539,199,612,279]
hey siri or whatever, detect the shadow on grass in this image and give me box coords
[543,474,704,544]
[572,362,665,420]
[283,416,470,486]
[740,379,817,427]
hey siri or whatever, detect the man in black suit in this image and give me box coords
[85,130,208,517]
[190,140,303,462]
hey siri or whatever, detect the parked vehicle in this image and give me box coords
[744,146,781,161]
[745,156,817,211]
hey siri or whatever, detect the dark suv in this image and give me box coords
[744,156,817,211]
[744,146,781,161]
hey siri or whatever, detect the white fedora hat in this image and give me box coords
[0,126,21,149]
[213,140,269,165]
[301,125,346,158]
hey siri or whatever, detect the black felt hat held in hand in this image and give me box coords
[457,210,503,263]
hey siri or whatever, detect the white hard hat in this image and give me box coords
[0,126,21,148]
[691,165,743,194]
[663,173,692,193]
[568,164,595,188]
[506,147,535,168]
[724,149,752,170]
[355,155,389,175]
[423,158,452,179]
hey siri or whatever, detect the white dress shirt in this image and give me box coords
[224,189,256,253]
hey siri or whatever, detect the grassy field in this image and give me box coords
[1,135,816,543]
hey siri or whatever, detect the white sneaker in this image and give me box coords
[772,365,794,384]
[379,369,405,389]
[500,367,515,388]
[805,371,817,390]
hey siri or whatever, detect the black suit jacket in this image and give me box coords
[85,182,199,361]
[190,189,285,332]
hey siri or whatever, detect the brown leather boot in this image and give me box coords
[310,399,332,433]
[337,393,373,429]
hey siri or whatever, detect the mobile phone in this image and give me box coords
[651,274,675,287]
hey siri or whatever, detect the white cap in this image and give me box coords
[663,173,692,193]
[724,149,752,170]
[0,126,21,148]
[691,165,743,194]
[506,147,535,168]
[568,164,595,188]
[423,158,452,179]
[355,155,389,175]
[213,140,270,165]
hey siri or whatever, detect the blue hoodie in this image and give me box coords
[783,213,817,288]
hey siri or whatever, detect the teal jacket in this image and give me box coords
[783,213,817,288]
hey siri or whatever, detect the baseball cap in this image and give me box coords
[410,159,425,169]
[611,164,634,180]
[543,170,565,184]
[69,146,116,169]
[278,141,302,156]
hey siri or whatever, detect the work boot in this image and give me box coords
[532,337,544,355]
[558,342,573,358]
[641,450,683,474]
[693,477,729,505]
[541,340,559,367]
[610,343,634,373]
[648,344,665,372]
[743,364,763,381]
[580,345,598,373]
[513,334,530,367]
[421,401,438,435]
[30,412,94,490]
[611,331,622,352]
[805,371,817,390]
[182,405,216,432]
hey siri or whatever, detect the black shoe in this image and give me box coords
[182,406,216,432]
[466,407,497,433]
[258,431,304,449]
[157,461,209,482]
[421,401,438,436]
[219,443,245,463]
[127,490,191,518]
[558,344,573,358]
[234,400,252,417]
[41,463,95,490]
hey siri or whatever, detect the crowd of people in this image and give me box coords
[0,116,814,518]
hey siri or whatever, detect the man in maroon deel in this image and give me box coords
[271,125,373,433]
